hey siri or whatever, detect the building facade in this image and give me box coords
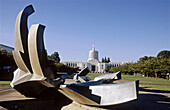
[0,44,14,53]
[62,45,122,73]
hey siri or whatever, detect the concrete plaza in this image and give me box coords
[0,84,169,110]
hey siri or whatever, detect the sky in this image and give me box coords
[0,0,169,63]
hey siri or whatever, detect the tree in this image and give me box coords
[104,57,107,62]
[54,63,79,73]
[47,53,79,74]
[107,57,110,63]
[109,53,170,79]
[105,65,111,72]
[102,58,104,63]
[102,57,111,63]
[50,52,60,63]
[0,49,17,80]
[157,50,170,58]
[138,56,154,62]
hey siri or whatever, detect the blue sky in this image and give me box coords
[0,0,169,62]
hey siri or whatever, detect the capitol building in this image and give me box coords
[62,45,122,73]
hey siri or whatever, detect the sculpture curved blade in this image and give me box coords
[11,5,35,87]
[11,5,58,97]
[13,5,34,73]
[28,24,49,78]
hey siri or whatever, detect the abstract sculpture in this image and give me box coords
[11,5,65,98]
[60,69,138,105]
[11,5,139,106]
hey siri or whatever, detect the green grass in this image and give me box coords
[87,73,104,79]
[122,75,170,82]
[140,85,170,91]
[122,75,170,91]
[57,72,104,79]
[0,81,11,87]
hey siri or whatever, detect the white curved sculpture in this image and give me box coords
[13,5,34,73]
[11,5,59,97]
[28,24,46,78]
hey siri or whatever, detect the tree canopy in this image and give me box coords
[0,49,16,70]
[110,53,170,79]
[47,51,79,74]
[157,50,170,58]
[47,58,79,74]
[49,52,60,63]
[0,49,79,80]
[0,49,17,80]
[102,57,111,63]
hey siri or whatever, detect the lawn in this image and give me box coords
[0,81,11,87]
[86,73,104,79]
[122,75,170,91]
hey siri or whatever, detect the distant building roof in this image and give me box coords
[0,44,14,53]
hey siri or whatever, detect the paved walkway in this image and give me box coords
[0,86,169,110]
[0,87,33,102]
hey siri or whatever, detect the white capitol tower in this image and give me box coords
[88,45,99,61]
[62,45,122,73]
